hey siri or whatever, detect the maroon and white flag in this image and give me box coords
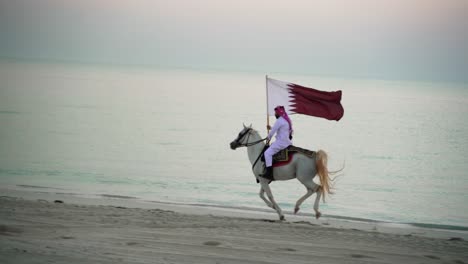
[267,77,344,121]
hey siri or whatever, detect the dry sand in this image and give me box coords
[1,191,467,264]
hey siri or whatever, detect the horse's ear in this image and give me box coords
[249,124,252,128]
[243,123,246,128]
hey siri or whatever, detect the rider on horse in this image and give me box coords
[261,105,293,180]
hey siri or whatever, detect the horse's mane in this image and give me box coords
[249,128,259,133]
[248,128,261,138]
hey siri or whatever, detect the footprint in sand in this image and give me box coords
[0,225,23,235]
[424,255,441,260]
[351,254,374,259]
[277,248,297,252]
[448,237,464,242]
[203,241,221,246]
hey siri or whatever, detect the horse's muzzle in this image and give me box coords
[230,141,237,150]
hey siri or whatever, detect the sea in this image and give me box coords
[1,60,467,230]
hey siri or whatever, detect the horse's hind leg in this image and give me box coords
[313,189,322,219]
[259,187,273,209]
[297,176,321,219]
[294,188,314,214]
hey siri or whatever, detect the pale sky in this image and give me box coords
[0,0,467,82]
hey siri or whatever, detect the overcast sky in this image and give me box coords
[0,0,467,82]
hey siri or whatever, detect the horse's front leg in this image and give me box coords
[259,179,284,221]
[259,187,274,209]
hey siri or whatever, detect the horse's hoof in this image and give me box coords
[315,212,322,219]
[279,215,285,221]
[294,207,300,214]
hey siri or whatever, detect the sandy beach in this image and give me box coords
[1,190,467,264]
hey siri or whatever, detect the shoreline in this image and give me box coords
[1,188,467,264]
[2,187,467,241]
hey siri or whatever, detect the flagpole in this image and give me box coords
[265,75,270,134]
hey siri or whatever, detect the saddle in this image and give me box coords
[263,145,316,167]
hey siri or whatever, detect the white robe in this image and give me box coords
[265,117,292,167]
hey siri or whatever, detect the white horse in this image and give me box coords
[230,124,337,221]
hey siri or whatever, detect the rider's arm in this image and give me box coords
[267,119,281,140]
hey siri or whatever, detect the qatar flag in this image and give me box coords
[267,77,344,121]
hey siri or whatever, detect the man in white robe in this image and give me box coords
[261,106,293,180]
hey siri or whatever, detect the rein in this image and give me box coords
[242,138,267,147]
[252,145,268,171]
[234,128,267,148]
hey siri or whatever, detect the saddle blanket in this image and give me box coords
[271,145,316,167]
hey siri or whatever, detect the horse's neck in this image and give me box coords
[246,131,265,165]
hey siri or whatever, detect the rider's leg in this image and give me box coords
[261,143,282,179]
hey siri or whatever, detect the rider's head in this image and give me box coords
[274,106,285,119]
[274,106,293,135]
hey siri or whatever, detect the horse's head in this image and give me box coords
[230,124,253,150]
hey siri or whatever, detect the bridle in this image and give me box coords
[231,127,269,172]
[233,128,267,148]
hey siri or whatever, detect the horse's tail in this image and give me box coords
[315,150,342,202]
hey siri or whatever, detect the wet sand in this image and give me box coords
[0,190,467,264]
